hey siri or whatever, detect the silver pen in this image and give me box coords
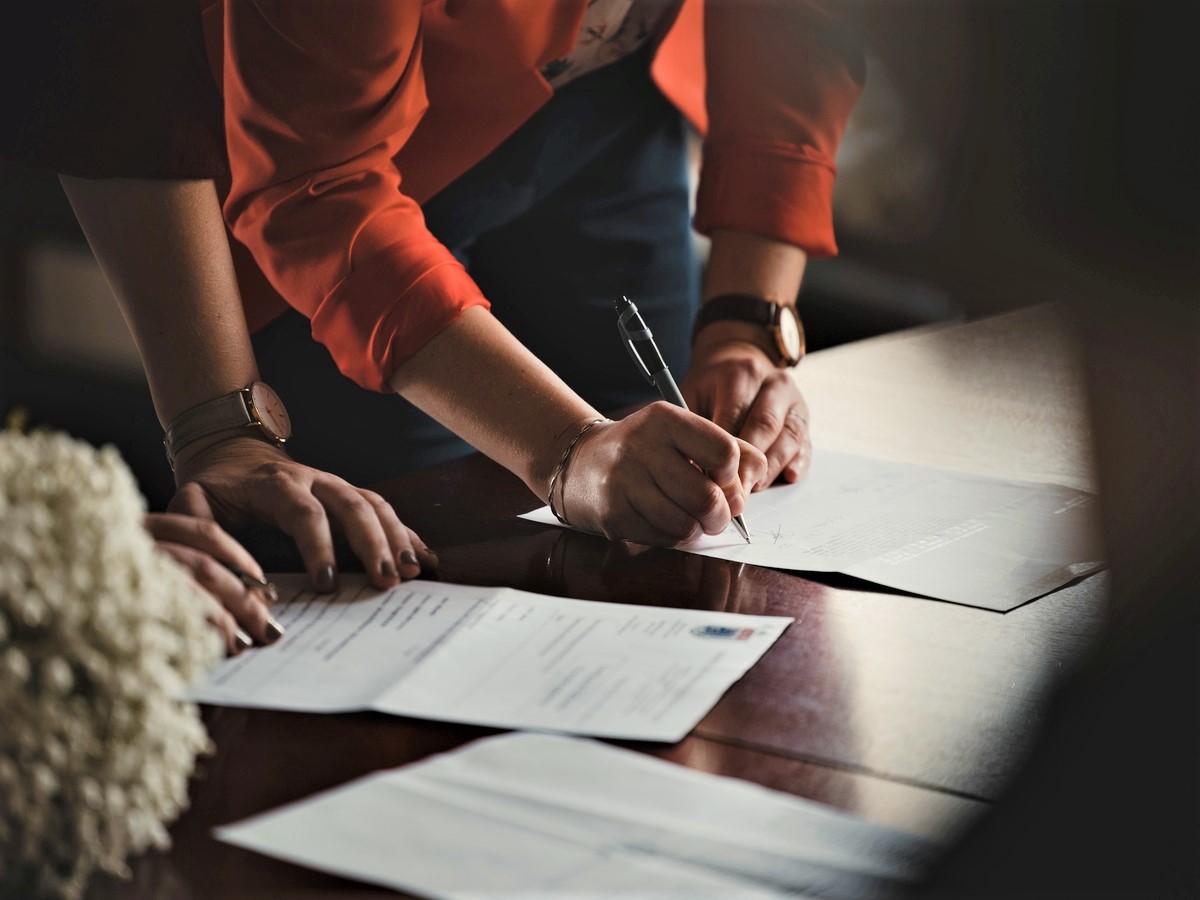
[615,295,751,544]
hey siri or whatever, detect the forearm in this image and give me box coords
[697,229,807,355]
[387,306,600,500]
[703,228,807,304]
[59,176,258,426]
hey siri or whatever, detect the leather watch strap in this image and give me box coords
[692,293,805,367]
[691,294,775,342]
[163,391,254,469]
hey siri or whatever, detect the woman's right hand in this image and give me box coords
[556,402,768,546]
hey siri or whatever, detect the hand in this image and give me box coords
[169,436,437,593]
[682,333,812,489]
[145,512,280,656]
[557,403,768,546]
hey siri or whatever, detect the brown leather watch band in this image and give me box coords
[692,294,805,367]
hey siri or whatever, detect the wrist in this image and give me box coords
[522,406,604,499]
[172,431,288,479]
[163,380,292,470]
[546,417,612,525]
[691,320,780,364]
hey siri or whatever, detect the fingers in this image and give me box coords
[358,487,439,575]
[309,480,397,587]
[660,403,742,486]
[310,481,437,587]
[660,404,766,514]
[738,378,810,488]
[621,489,703,546]
[706,360,763,438]
[264,482,342,593]
[780,415,813,484]
[145,512,267,583]
[155,540,282,653]
[178,453,436,594]
[680,342,810,490]
[646,454,732,541]
[733,438,768,507]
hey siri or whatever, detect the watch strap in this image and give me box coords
[691,294,776,343]
[692,293,804,367]
[163,390,255,468]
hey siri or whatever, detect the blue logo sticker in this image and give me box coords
[691,625,754,640]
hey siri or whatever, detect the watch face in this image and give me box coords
[248,381,292,442]
[775,305,805,366]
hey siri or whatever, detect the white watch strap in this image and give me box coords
[163,390,254,468]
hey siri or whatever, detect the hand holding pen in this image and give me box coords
[615,296,759,544]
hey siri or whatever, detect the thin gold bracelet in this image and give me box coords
[547,417,610,526]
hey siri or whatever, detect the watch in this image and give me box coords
[163,381,292,468]
[692,294,806,367]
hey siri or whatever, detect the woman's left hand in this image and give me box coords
[681,336,812,489]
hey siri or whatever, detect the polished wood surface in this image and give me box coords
[90,303,1101,898]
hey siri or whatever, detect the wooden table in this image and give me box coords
[91,303,1107,898]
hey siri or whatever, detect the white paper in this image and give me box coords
[522,450,1104,610]
[189,576,791,741]
[217,732,940,899]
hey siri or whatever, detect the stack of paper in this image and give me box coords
[523,450,1104,610]
[217,732,941,898]
[189,576,792,742]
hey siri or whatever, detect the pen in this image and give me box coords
[219,559,279,604]
[615,295,751,544]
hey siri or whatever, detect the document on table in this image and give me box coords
[217,732,941,899]
[522,450,1104,611]
[188,576,791,742]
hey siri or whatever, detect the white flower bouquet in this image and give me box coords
[0,429,221,899]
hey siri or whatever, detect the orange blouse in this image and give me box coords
[203,1,864,392]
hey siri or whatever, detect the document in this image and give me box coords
[216,732,940,899]
[522,450,1104,611]
[189,576,791,742]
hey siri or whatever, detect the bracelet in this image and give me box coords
[547,417,610,526]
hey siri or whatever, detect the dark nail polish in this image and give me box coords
[234,629,254,651]
[316,564,337,592]
[400,549,419,568]
[261,581,279,604]
[381,559,397,579]
[264,617,285,643]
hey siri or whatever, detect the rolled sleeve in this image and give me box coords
[312,248,485,392]
[221,0,488,392]
[694,0,865,258]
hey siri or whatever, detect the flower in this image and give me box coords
[0,430,221,899]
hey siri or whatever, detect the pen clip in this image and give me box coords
[617,298,655,385]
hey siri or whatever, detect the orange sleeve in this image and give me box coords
[221,1,488,392]
[693,0,866,259]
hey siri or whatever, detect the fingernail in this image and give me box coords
[235,629,254,651]
[264,616,285,643]
[399,549,419,568]
[380,559,397,579]
[316,564,337,592]
[261,581,279,604]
